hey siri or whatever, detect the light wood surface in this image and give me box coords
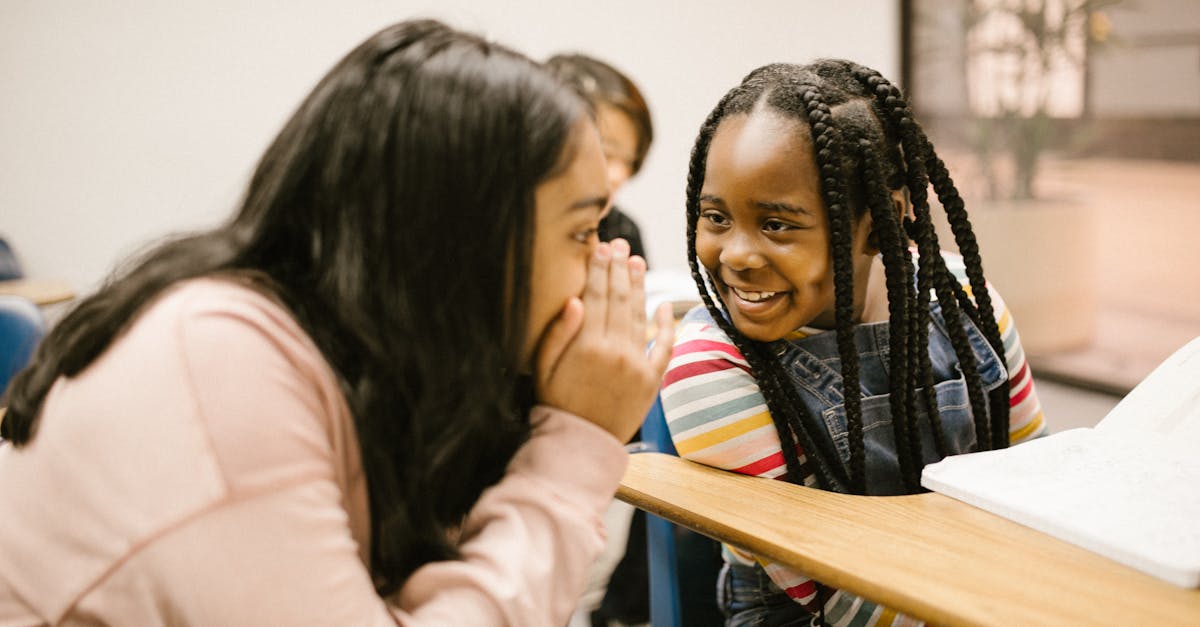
[618,453,1200,626]
[0,279,75,306]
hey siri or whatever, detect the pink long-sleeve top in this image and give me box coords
[0,278,627,626]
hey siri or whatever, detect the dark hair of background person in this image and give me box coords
[544,53,654,175]
[1,19,586,594]
[684,59,1011,496]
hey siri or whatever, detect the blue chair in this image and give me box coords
[638,395,683,627]
[637,395,726,627]
[1,295,45,397]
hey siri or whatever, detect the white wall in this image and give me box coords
[1,0,898,292]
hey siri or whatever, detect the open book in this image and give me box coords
[921,336,1200,588]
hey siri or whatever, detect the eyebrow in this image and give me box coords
[699,194,813,217]
[756,201,812,216]
[568,195,611,212]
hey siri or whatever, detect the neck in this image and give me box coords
[858,256,889,323]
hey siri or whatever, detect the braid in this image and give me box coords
[850,64,1003,453]
[932,260,995,449]
[924,157,1011,449]
[853,67,952,462]
[685,90,846,489]
[907,148,993,452]
[800,86,866,493]
[858,140,928,490]
[900,144,951,461]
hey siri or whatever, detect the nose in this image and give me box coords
[718,229,767,271]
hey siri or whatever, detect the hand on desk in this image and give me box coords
[536,239,674,443]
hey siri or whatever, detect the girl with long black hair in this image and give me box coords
[0,19,672,626]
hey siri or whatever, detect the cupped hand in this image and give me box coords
[536,239,674,443]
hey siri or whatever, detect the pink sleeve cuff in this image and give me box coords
[507,406,629,514]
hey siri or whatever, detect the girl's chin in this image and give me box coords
[727,314,790,343]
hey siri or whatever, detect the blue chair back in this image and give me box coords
[639,395,682,627]
[1,296,45,397]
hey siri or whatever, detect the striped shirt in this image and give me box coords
[661,251,1047,626]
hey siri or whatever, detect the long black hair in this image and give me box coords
[1,19,586,593]
[685,60,1010,495]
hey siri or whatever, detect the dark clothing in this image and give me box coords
[594,513,724,627]
[0,238,23,281]
[598,206,647,266]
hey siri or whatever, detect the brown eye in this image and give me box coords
[572,227,599,244]
[700,210,729,227]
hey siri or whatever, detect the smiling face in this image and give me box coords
[696,109,877,341]
[523,119,611,365]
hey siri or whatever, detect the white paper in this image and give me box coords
[920,336,1200,588]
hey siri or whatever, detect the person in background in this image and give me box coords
[664,59,1046,625]
[547,52,724,627]
[0,20,673,626]
[0,237,24,281]
[545,53,653,264]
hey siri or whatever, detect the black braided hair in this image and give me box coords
[858,139,923,488]
[849,64,1011,450]
[685,59,1012,497]
[797,84,868,493]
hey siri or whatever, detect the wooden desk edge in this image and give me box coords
[0,278,76,306]
[618,453,1200,626]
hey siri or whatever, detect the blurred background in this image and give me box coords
[0,0,898,291]
[4,0,1197,425]
[904,0,1199,410]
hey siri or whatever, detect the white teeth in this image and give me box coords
[732,287,778,302]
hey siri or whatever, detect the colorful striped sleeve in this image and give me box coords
[939,252,1049,443]
[662,319,791,479]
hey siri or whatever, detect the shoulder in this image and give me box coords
[667,307,750,376]
[146,277,316,354]
[915,248,1012,320]
[162,278,333,379]
[660,307,781,474]
[103,278,354,496]
[911,248,970,286]
[162,279,352,485]
[936,249,980,297]
[0,278,357,620]
[663,306,757,403]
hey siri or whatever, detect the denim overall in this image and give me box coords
[689,303,1008,626]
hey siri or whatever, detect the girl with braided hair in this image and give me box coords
[660,59,1047,625]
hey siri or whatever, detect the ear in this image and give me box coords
[859,187,911,256]
[856,211,880,256]
[891,187,911,223]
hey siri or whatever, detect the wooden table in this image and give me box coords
[0,279,75,306]
[617,453,1200,626]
